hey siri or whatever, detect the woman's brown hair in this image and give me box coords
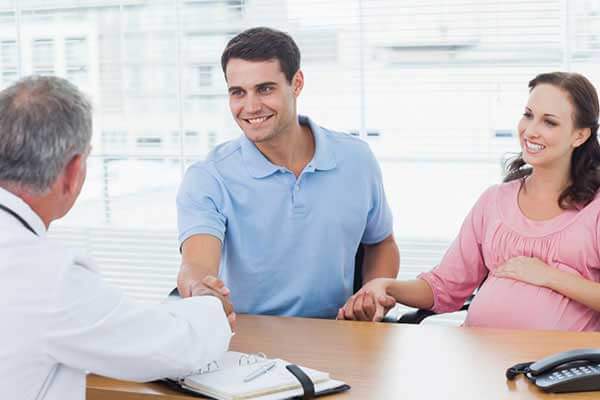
[504,72,600,208]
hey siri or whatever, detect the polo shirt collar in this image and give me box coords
[0,186,47,236]
[240,115,337,179]
[240,134,279,178]
[301,115,337,172]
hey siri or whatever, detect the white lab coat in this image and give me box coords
[0,187,232,400]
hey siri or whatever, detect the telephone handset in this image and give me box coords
[506,348,600,393]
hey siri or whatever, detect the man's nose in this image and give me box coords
[244,93,261,114]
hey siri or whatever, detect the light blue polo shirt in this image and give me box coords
[177,115,393,318]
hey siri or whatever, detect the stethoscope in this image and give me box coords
[0,204,38,236]
[0,203,58,400]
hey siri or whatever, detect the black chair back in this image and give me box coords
[353,244,365,294]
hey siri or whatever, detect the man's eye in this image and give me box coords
[259,86,273,94]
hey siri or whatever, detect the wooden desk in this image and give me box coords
[87,314,600,399]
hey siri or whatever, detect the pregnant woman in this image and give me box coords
[339,71,600,331]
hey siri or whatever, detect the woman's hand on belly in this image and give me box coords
[494,256,561,288]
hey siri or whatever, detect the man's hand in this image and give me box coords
[337,278,396,322]
[178,269,235,330]
[177,264,230,298]
[195,275,231,297]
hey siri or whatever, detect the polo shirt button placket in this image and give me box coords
[292,181,308,217]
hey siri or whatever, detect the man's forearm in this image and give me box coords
[178,234,222,297]
[178,262,218,286]
[362,234,400,283]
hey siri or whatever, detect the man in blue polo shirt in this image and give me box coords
[176,27,399,318]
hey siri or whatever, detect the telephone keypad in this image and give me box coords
[527,350,600,393]
[549,366,600,381]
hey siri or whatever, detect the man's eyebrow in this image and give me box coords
[255,82,277,88]
[228,86,243,93]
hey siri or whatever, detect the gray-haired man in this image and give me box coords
[0,76,234,400]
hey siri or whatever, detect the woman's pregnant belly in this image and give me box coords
[464,266,598,331]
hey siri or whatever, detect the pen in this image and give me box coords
[243,361,277,383]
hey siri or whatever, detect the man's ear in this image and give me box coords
[573,127,591,148]
[62,154,85,196]
[291,69,304,96]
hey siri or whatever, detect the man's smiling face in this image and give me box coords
[226,58,300,144]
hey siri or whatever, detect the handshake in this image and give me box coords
[178,274,236,330]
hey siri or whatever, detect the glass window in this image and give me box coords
[32,38,54,71]
[192,64,213,88]
[65,37,87,66]
[1,70,17,88]
[1,40,17,67]
[0,0,590,306]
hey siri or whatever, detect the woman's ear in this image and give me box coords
[573,127,591,148]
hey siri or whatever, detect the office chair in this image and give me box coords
[168,243,367,298]
[391,293,474,324]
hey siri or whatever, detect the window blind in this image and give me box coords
[0,0,597,306]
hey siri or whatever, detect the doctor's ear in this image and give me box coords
[61,154,86,196]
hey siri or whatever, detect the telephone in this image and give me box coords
[506,348,600,393]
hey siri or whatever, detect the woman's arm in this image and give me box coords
[386,278,434,309]
[495,256,600,312]
[337,277,433,322]
[338,187,496,322]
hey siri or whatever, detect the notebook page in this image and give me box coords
[183,359,329,400]
[214,352,255,370]
[182,351,260,378]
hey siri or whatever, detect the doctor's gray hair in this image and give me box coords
[0,76,92,194]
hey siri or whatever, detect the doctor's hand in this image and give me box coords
[191,280,236,331]
[336,278,396,322]
[178,270,235,329]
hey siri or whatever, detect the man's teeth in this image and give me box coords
[526,141,545,153]
[247,116,269,124]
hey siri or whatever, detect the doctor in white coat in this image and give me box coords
[0,76,234,400]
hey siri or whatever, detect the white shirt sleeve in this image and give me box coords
[44,254,232,382]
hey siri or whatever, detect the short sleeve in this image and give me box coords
[177,163,227,247]
[361,146,393,244]
[418,187,495,313]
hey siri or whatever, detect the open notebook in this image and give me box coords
[165,351,349,400]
